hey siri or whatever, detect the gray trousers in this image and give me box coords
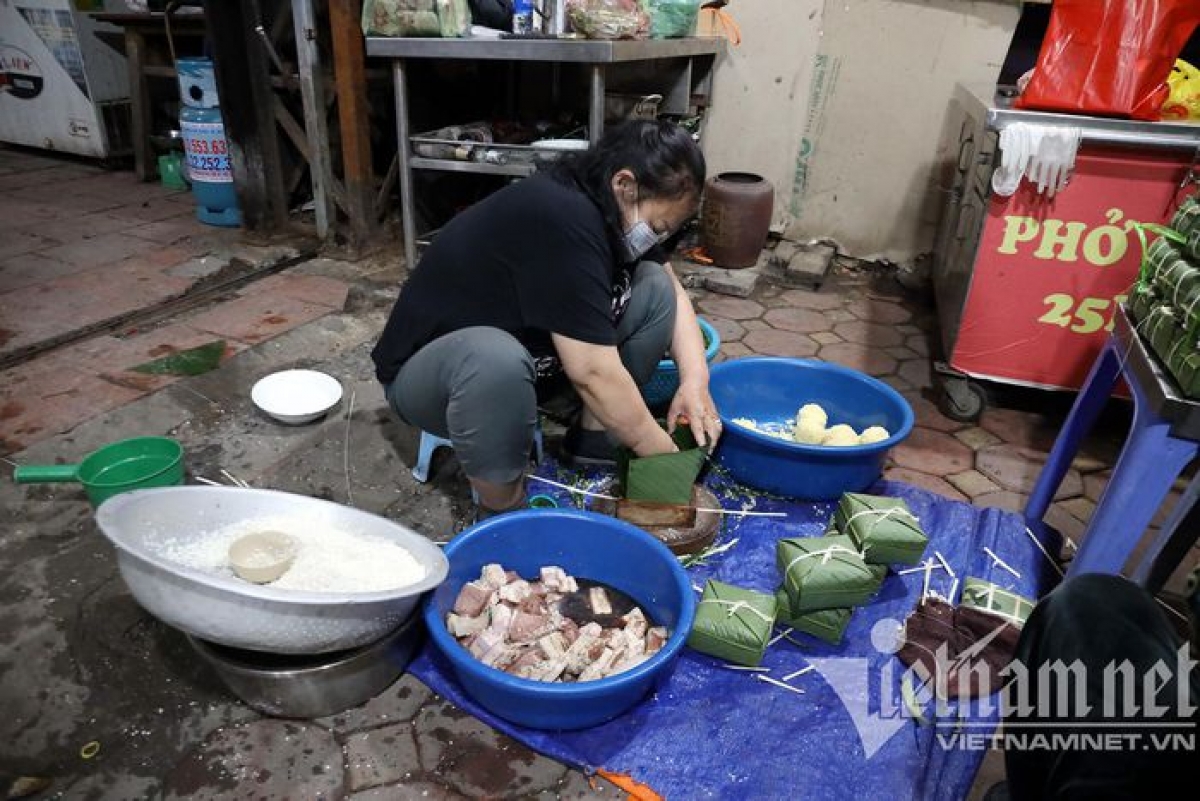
[385,262,676,484]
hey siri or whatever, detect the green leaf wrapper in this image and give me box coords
[833,493,929,566]
[774,589,853,645]
[959,577,1035,628]
[776,534,884,612]
[686,580,778,667]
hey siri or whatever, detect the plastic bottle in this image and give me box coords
[512,0,535,34]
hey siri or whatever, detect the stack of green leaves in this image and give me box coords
[1143,236,1186,285]
[1167,348,1200,397]
[776,534,885,613]
[1152,256,1200,330]
[1133,220,1200,398]
[1142,304,1184,358]
[1127,281,1161,324]
[1139,304,1199,395]
[1171,196,1200,261]
[774,589,853,645]
[959,577,1035,628]
[833,493,929,566]
[687,580,778,666]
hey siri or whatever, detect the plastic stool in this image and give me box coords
[411,424,544,484]
[1025,310,1200,582]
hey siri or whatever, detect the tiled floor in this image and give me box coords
[1,143,1196,800]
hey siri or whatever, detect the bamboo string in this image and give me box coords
[525,475,786,516]
[755,674,805,695]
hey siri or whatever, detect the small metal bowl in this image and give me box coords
[189,613,424,718]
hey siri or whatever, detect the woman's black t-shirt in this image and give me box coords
[371,174,633,385]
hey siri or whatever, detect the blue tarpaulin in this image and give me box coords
[409,464,1059,800]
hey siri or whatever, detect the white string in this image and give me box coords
[842,506,918,538]
[783,545,860,574]
[721,664,771,672]
[220,468,249,488]
[933,550,956,579]
[897,560,944,576]
[767,627,794,646]
[526,476,786,516]
[343,389,356,507]
[699,598,775,624]
[526,474,618,500]
[758,676,806,695]
[782,665,815,682]
[1155,597,1188,624]
[695,508,788,518]
[983,546,1021,579]
[1022,526,1065,577]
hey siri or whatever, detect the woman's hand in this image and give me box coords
[667,378,722,448]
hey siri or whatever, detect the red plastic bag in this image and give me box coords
[1016,0,1200,120]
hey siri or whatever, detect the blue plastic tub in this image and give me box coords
[709,357,914,500]
[641,316,721,407]
[423,509,696,730]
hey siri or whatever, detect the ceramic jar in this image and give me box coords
[700,172,774,269]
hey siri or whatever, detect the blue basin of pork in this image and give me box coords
[423,508,696,730]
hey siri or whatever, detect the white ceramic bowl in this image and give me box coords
[251,369,343,424]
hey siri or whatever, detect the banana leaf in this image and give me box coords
[131,340,227,376]
[1126,282,1160,324]
[777,534,884,612]
[1143,237,1186,286]
[774,589,853,645]
[1170,196,1200,239]
[617,421,709,505]
[1166,342,1200,399]
[834,493,928,566]
[959,577,1035,628]
[687,580,777,666]
[625,449,707,505]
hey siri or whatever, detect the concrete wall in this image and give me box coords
[702,0,1020,265]
[700,0,824,235]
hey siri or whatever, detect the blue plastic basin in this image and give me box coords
[709,357,914,500]
[423,509,696,730]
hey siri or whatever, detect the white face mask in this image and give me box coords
[623,196,664,261]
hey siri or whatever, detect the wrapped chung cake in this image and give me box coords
[687,580,778,667]
[774,589,853,645]
[833,493,929,566]
[776,534,885,613]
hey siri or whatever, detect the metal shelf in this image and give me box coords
[366,36,724,63]
[984,95,1200,152]
[410,156,536,176]
[374,36,726,269]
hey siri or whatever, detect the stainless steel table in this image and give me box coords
[364,36,725,269]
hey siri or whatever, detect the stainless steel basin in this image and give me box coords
[189,612,425,718]
[94,486,448,654]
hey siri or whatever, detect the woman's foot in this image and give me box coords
[559,424,617,468]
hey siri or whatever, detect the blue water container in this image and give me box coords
[176,58,241,227]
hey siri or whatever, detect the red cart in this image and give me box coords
[932,84,1199,421]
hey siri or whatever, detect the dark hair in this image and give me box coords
[552,119,706,248]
